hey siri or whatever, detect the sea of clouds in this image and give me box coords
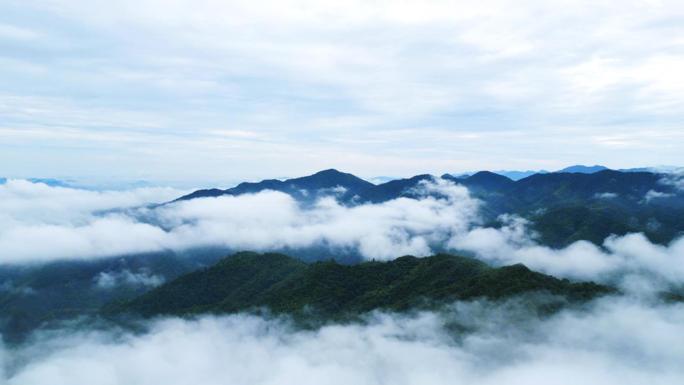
[1,178,684,384]
[1,178,683,289]
[2,296,683,385]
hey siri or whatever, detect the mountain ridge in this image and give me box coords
[107,251,613,319]
[170,168,684,247]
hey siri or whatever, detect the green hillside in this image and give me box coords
[111,252,613,319]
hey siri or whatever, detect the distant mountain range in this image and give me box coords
[2,166,683,344]
[557,164,609,173]
[488,164,608,180]
[173,168,684,247]
[459,165,680,181]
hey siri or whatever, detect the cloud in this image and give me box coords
[449,214,684,288]
[659,169,684,192]
[0,180,186,263]
[0,179,186,227]
[0,280,35,296]
[644,189,675,202]
[151,178,480,260]
[594,192,618,199]
[94,269,165,289]
[0,179,481,263]
[3,179,684,289]
[2,180,684,384]
[2,1,684,180]
[4,297,684,385]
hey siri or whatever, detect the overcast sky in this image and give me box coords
[1,0,683,185]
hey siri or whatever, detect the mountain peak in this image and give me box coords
[289,169,374,190]
[557,165,609,174]
[462,171,514,191]
[468,171,512,180]
[312,168,344,176]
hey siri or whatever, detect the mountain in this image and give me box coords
[445,171,514,192]
[509,170,663,206]
[442,170,683,245]
[110,252,612,319]
[353,174,435,203]
[487,170,684,245]
[172,168,684,246]
[175,169,375,202]
[0,249,229,343]
[494,170,547,180]
[557,165,609,174]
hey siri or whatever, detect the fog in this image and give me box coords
[2,179,684,290]
[0,178,480,263]
[2,296,683,385]
[2,179,684,384]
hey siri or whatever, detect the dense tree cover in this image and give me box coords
[111,252,613,319]
[0,249,227,343]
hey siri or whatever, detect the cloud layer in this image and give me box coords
[2,179,684,290]
[2,180,683,384]
[4,297,684,385]
[0,179,481,263]
[1,0,683,181]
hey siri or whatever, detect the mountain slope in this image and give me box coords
[111,252,612,318]
[0,250,228,343]
[175,169,375,202]
[353,174,435,203]
[557,165,609,173]
[170,168,684,246]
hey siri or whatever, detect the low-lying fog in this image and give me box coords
[3,296,683,385]
[1,179,683,384]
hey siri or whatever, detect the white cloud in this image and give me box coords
[1,1,684,180]
[0,179,480,263]
[2,179,684,289]
[147,178,482,260]
[450,217,684,289]
[94,269,165,289]
[659,170,684,192]
[644,189,674,202]
[4,297,684,385]
[0,179,186,227]
[594,192,618,199]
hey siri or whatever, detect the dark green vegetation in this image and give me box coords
[175,168,684,247]
[445,170,684,247]
[0,249,228,343]
[110,252,612,319]
[3,167,682,344]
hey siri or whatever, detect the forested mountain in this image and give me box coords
[174,168,684,247]
[110,252,612,319]
[0,250,227,343]
[175,169,374,202]
[2,167,682,344]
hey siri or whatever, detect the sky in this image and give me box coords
[1,0,683,186]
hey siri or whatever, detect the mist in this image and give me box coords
[2,181,684,384]
[2,179,684,291]
[0,178,480,263]
[2,295,682,385]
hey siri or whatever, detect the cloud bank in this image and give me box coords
[0,179,480,263]
[4,297,684,385]
[2,1,684,180]
[2,179,684,289]
[1,180,683,384]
